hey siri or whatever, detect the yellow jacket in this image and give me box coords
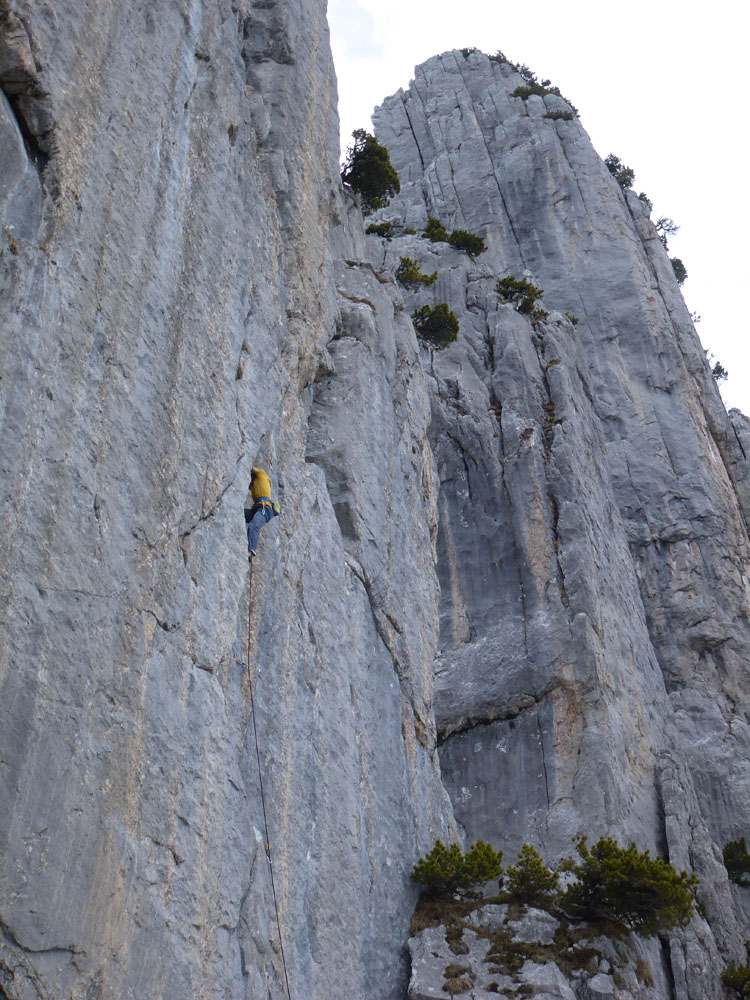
[246,467,272,507]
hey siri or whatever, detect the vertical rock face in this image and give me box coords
[2,6,750,998]
[371,49,750,995]
[0,3,453,998]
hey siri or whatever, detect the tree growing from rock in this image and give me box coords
[423,216,450,243]
[724,837,750,886]
[411,839,503,895]
[505,844,558,903]
[496,275,544,315]
[671,257,687,285]
[559,835,698,937]
[448,228,486,257]
[341,129,400,214]
[396,256,438,288]
[723,961,750,997]
[412,303,459,350]
[605,153,635,189]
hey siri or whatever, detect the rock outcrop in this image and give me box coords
[370,48,750,998]
[2,7,749,1000]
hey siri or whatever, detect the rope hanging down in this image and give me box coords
[246,560,293,1000]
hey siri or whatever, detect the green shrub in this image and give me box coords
[460,47,478,58]
[366,221,392,237]
[512,84,577,115]
[558,835,698,937]
[448,229,486,257]
[671,257,687,285]
[604,154,635,189]
[638,192,653,211]
[724,838,750,886]
[532,307,549,323]
[543,110,574,121]
[495,275,544,315]
[413,304,460,351]
[513,83,550,100]
[396,256,438,288]
[462,840,504,886]
[411,839,503,894]
[341,129,400,214]
[712,361,729,382]
[723,961,750,997]
[564,312,579,326]
[424,216,450,243]
[505,844,558,903]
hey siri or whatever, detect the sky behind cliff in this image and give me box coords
[329,0,749,412]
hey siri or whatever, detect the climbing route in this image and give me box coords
[246,559,293,1000]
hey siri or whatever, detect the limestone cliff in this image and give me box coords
[1,5,749,1000]
[370,49,750,1000]
[0,3,452,998]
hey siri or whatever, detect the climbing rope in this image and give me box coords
[246,559,293,1000]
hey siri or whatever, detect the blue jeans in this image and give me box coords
[246,505,272,553]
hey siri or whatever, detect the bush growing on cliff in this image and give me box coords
[671,257,687,285]
[423,216,450,243]
[422,218,486,256]
[495,275,544,315]
[412,303,459,350]
[723,961,750,997]
[341,129,400,214]
[605,154,635,189]
[411,839,503,895]
[505,844,558,903]
[448,228,486,257]
[396,256,438,288]
[724,838,750,886]
[559,835,698,936]
[366,221,392,238]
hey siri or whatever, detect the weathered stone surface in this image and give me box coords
[372,46,750,996]
[3,13,750,1000]
[406,900,668,1000]
[0,3,454,999]
[509,908,559,945]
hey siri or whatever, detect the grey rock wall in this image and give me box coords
[3,8,750,999]
[371,48,750,995]
[0,3,454,998]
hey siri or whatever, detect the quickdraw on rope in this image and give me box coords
[246,559,293,1000]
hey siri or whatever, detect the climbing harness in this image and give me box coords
[246,559,293,1000]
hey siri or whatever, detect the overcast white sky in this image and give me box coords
[329,0,750,412]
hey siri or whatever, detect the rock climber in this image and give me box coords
[244,466,278,562]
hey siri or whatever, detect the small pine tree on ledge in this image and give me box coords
[558,835,698,937]
[495,275,544,315]
[412,303,459,350]
[505,844,558,903]
[723,961,750,997]
[724,837,750,886]
[341,129,400,215]
[605,153,635,189]
[411,839,503,896]
[396,256,438,288]
[423,216,450,243]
